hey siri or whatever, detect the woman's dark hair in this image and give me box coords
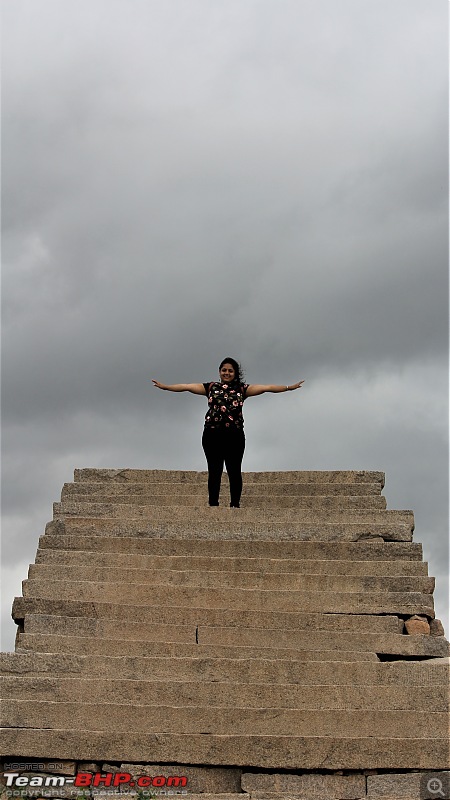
[219,357,244,383]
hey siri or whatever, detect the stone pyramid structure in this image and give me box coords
[1,469,449,800]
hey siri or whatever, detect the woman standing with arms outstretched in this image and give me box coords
[153,357,304,508]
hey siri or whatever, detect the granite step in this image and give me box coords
[16,634,380,661]
[1,728,447,770]
[54,495,388,514]
[18,615,450,660]
[196,626,446,657]
[3,699,447,738]
[38,533,424,560]
[244,772,450,798]
[21,579,435,616]
[74,468,385,485]
[26,563,435,594]
[2,652,447,684]
[52,502,412,526]
[365,772,450,800]
[62,481,384,498]
[43,519,415,541]
[4,675,447,711]
[18,613,397,646]
[243,771,359,800]
[35,549,429,576]
[12,603,405,633]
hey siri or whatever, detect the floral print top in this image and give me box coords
[203,381,249,430]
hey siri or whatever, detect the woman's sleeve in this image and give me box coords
[203,382,211,395]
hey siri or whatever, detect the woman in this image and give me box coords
[152,358,304,508]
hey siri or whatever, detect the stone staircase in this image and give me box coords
[1,469,449,800]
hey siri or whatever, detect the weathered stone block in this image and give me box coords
[39,533,422,559]
[16,632,381,662]
[3,674,448,712]
[2,728,450,769]
[26,563,435,596]
[405,615,431,635]
[63,480,383,499]
[430,618,445,636]
[78,762,100,772]
[241,772,365,798]
[367,770,450,797]
[23,606,405,633]
[5,700,448,738]
[21,579,434,617]
[73,468,385,484]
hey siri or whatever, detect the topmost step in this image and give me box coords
[75,469,385,486]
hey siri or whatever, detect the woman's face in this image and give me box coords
[219,363,236,383]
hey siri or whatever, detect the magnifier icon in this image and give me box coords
[427,778,445,797]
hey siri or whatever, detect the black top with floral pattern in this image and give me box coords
[203,381,249,430]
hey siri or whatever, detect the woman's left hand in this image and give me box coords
[288,380,305,391]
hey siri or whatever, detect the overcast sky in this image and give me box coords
[1,0,448,650]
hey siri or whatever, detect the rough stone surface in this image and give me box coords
[430,618,446,636]
[20,608,405,633]
[74,468,385,484]
[19,617,444,656]
[2,651,449,684]
[34,549,429,576]
[58,493,388,512]
[405,616,431,635]
[7,647,380,683]
[63,480,384,498]
[21,579,435,616]
[46,519,413,540]
[4,701,448,738]
[4,676,447,711]
[77,762,100,771]
[53,500,410,524]
[2,729,449,769]
[366,770,450,797]
[15,633,381,661]
[37,533,425,560]
[27,562,435,594]
[241,772,365,798]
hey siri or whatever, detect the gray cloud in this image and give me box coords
[2,0,448,649]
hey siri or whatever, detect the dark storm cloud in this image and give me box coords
[1,0,448,648]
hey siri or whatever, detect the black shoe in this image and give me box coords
[230,504,240,508]
[209,502,219,506]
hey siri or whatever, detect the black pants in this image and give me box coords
[202,426,245,507]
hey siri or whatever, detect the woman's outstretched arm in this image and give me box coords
[246,380,304,397]
[152,380,206,395]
